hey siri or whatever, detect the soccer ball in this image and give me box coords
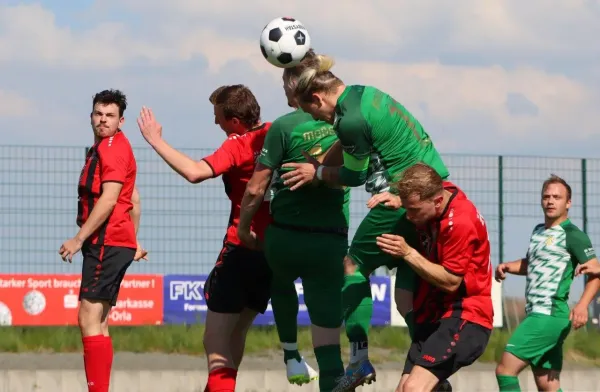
[0,302,12,326]
[260,17,311,68]
[23,290,46,316]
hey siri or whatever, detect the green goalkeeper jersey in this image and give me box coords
[334,85,449,193]
[525,219,597,318]
[258,109,350,229]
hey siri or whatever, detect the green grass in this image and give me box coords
[2,326,600,365]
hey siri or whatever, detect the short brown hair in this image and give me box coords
[208,85,229,104]
[211,84,261,127]
[394,163,444,200]
[542,174,572,201]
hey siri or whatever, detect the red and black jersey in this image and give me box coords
[202,123,273,247]
[413,181,494,330]
[77,130,137,249]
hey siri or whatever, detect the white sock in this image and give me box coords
[350,341,368,364]
[282,342,299,351]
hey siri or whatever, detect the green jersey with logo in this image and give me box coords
[525,219,597,317]
[334,85,450,194]
[258,109,350,229]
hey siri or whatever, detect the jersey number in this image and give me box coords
[388,98,423,143]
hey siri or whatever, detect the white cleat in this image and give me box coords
[286,356,319,385]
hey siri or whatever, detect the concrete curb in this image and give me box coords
[1,369,600,392]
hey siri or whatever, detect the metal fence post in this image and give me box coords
[581,158,593,329]
[498,156,509,331]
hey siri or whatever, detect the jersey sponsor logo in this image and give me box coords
[585,248,595,257]
[302,125,335,142]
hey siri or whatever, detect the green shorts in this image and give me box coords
[505,313,571,371]
[264,223,347,328]
[348,204,419,292]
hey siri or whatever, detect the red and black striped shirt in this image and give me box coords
[77,130,137,249]
[413,182,494,330]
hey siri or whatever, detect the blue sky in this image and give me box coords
[1,1,600,302]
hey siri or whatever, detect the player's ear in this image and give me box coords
[311,93,322,107]
[433,194,444,208]
[119,116,125,128]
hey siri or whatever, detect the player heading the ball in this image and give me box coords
[279,51,451,390]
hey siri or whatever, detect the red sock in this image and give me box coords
[82,335,109,392]
[204,367,237,392]
[104,336,114,386]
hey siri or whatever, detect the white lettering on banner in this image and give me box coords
[109,310,132,322]
[0,278,85,290]
[371,283,387,302]
[114,298,155,309]
[170,281,205,301]
[184,303,207,312]
[53,279,81,289]
[120,279,154,289]
[0,278,26,288]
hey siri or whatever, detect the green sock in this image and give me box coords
[314,345,344,392]
[496,375,521,391]
[271,279,300,363]
[557,389,562,392]
[404,310,415,341]
[343,271,372,364]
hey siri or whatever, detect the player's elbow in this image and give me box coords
[442,276,463,293]
[245,183,265,199]
[186,169,210,184]
[131,188,140,205]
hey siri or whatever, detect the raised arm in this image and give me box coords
[137,106,215,183]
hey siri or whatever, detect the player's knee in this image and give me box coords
[401,375,422,392]
[495,362,512,376]
[78,298,107,334]
[311,324,341,348]
[203,316,235,352]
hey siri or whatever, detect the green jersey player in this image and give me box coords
[238,65,352,392]
[494,175,600,392]
[279,52,450,389]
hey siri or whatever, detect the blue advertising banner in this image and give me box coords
[163,274,391,326]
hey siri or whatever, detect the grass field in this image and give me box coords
[3,325,600,366]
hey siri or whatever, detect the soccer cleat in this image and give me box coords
[335,359,377,390]
[286,356,319,385]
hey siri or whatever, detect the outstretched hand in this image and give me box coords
[137,106,163,145]
[280,151,320,191]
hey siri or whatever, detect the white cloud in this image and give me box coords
[334,61,596,137]
[0,90,35,117]
[0,1,599,150]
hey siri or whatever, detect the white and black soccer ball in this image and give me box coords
[23,290,46,316]
[260,17,311,68]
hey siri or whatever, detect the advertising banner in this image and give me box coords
[0,274,163,326]
[163,274,392,326]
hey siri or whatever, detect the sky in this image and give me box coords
[1,1,600,305]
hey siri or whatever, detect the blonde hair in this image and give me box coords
[283,51,343,103]
[394,163,444,201]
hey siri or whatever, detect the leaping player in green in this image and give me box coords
[280,52,451,390]
[495,175,600,392]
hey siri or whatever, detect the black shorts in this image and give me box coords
[79,244,135,306]
[403,317,491,381]
[203,243,272,314]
